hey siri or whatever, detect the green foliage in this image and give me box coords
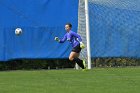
[93,58,140,67]
[0,59,74,70]
[0,58,140,70]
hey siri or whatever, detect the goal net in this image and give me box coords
[77,0,140,69]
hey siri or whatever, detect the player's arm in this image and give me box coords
[54,34,67,43]
[72,32,85,49]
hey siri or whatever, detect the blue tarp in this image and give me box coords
[0,0,78,61]
[0,0,140,61]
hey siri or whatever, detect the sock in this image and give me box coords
[73,58,85,69]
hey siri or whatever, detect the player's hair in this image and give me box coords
[65,23,72,28]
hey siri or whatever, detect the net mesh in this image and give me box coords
[78,0,140,68]
[77,0,87,68]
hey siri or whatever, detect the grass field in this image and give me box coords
[0,67,140,93]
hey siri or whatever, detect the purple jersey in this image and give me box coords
[59,30,82,48]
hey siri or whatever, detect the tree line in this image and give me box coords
[0,58,139,70]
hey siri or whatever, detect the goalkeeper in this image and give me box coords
[55,23,86,70]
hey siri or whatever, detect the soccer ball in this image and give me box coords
[15,28,22,35]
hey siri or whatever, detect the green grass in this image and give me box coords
[0,67,140,93]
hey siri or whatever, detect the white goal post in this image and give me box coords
[76,0,91,69]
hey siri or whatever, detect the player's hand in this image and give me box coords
[54,37,60,42]
[80,42,85,49]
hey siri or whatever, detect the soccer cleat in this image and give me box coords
[82,68,88,71]
[82,59,86,69]
[82,59,88,71]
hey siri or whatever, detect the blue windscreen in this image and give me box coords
[0,0,78,61]
[89,0,140,58]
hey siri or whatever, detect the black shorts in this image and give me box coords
[72,44,81,53]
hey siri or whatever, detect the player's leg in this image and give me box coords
[76,52,86,69]
[69,52,85,69]
[78,51,86,67]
